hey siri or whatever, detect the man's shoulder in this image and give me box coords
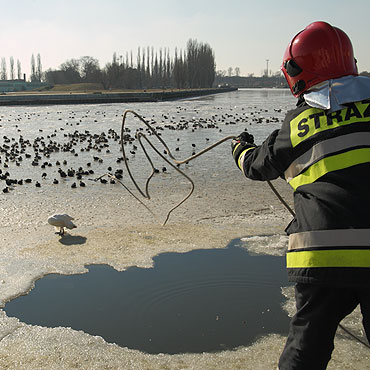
[284,101,311,121]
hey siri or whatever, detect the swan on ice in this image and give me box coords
[48,214,77,236]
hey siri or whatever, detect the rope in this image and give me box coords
[115,109,235,225]
[95,108,370,349]
[338,322,370,349]
[267,180,295,217]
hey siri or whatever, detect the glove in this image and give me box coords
[235,131,254,145]
[231,131,255,169]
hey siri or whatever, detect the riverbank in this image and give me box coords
[0,87,237,106]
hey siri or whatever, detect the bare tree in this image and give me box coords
[166,48,172,86]
[80,56,100,82]
[173,48,187,88]
[235,67,240,77]
[146,46,150,76]
[187,39,197,87]
[9,57,15,80]
[104,52,120,88]
[137,47,141,70]
[17,59,22,79]
[159,48,163,86]
[153,52,159,87]
[59,58,81,83]
[185,39,215,88]
[151,47,154,78]
[136,47,142,88]
[141,47,146,87]
[45,58,81,84]
[1,58,7,80]
[30,54,37,81]
[37,53,42,82]
[60,58,80,73]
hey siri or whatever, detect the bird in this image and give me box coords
[47,214,77,236]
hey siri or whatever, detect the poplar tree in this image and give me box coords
[1,58,7,80]
[17,59,22,80]
[159,48,163,87]
[30,54,37,81]
[146,46,150,74]
[165,48,170,86]
[9,57,15,80]
[185,39,215,88]
[141,47,146,88]
[37,53,42,82]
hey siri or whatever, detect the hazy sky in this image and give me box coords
[1,0,370,79]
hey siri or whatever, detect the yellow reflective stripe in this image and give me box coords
[232,142,241,156]
[290,101,370,148]
[289,147,370,190]
[290,107,322,147]
[238,147,255,170]
[287,249,370,268]
[284,132,370,182]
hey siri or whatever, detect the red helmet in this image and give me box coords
[281,21,358,97]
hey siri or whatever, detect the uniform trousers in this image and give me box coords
[278,283,370,370]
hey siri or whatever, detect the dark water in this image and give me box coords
[5,239,291,354]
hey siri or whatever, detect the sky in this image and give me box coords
[1,0,370,79]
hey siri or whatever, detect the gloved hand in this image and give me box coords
[234,131,255,145]
[231,131,255,168]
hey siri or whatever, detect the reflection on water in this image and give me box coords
[5,238,291,354]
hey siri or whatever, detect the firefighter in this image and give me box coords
[232,21,370,370]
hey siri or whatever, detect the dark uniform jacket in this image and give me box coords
[237,98,370,286]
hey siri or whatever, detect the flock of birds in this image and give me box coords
[0,105,284,235]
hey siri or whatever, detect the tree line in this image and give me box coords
[43,39,215,89]
[1,57,23,80]
[0,53,43,82]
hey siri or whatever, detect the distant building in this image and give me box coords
[0,79,50,93]
[214,75,288,89]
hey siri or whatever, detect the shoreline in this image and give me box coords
[0,87,237,106]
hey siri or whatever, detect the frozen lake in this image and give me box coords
[0,89,368,369]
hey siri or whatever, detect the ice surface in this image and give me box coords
[0,91,368,368]
[240,234,288,256]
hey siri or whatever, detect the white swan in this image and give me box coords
[48,214,77,236]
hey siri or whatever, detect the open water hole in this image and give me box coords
[4,239,292,354]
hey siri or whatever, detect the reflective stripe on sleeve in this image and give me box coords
[289,229,370,251]
[232,142,242,156]
[286,249,370,268]
[238,147,255,172]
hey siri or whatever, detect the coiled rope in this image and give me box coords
[96,109,370,349]
[95,109,235,225]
